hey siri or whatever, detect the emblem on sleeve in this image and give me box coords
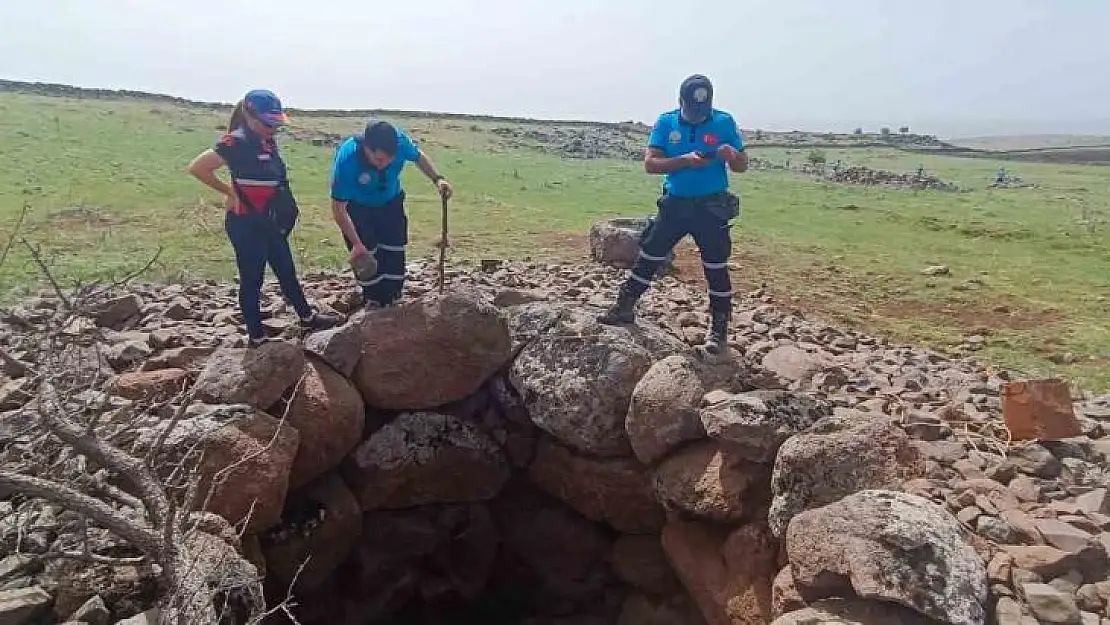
[668,130,682,144]
[358,172,371,185]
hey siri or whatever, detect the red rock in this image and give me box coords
[193,342,305,410]
[109,368,188,402]
[1002,546,1078,578]
[1076,489,1110,515]
[661,519,777,625]
[284,356,365,489]
[653,441,764,524]
[148,404,299,533]
[528,437,664,533]
[626,355,709,465]
[1035,518,1096,553]
[352,290,511,410]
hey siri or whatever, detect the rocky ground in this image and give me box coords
[0,251,1108,625]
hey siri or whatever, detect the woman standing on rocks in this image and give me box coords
[187,89,342,346]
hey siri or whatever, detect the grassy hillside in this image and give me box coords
[952,134,1110,151]
[1,91,1109,390]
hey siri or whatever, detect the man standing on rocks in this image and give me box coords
[329,119,454,308]
[599,74,748,356]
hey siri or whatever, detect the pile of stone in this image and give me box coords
[823,166,960,191]
[0,259,1108,625]
[488,126,644,161]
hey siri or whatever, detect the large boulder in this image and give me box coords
[769,411,923,536]
[528,437,664,533]
[352,289,511,410]
[343,411,510,510]
[700,390,832,463]
[261,473,362,593]
[509,304,684,457]
[284,356,365,489]
[626,355,709,465]
[193,342,306,410]
[786,490,988,625]
[589,217,673,270]
[141,403,299,533]
[662,519,779,625]
[302,318,363,378]
[653,441,766,523]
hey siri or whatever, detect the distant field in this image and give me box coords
[1,90,1110,391]
[952,134,1110,151]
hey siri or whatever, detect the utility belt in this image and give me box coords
[232,178,300,237]
[657,190,741,222]
[347,190,405,212]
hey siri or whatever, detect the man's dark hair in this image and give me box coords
[362,119,399,155]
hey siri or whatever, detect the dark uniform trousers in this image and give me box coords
[624,192,736,313]
[224,212,313,340]
[343,191,408,306]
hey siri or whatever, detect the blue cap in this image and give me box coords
[243,89,289,127]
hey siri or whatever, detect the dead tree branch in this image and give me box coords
[19,237,71,309]
[0,202,29,270]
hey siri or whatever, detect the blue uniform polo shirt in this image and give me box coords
[330,128,421,206]
[647,109,745,198]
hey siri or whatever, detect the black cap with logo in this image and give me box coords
[679,74,714,121]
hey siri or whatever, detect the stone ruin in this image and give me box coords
[1,260,1110,625]
[588,217,675,273]
[813,165,961,192]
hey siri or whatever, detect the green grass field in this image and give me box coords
[2,91,1109,390]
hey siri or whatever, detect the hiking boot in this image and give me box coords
[247,335,273,348]
[701,310,730,355]
[597,286,640,325]
[300,309,344,332]
[362,297,398,312]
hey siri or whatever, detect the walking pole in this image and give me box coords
[437,194,448,293]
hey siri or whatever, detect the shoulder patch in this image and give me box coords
[219,128,246,147]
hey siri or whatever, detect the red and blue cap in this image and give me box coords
[243,89,290,127]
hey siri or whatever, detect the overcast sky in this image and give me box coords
[2,0,1108,137]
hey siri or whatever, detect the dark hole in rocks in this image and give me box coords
[255,370,759,625]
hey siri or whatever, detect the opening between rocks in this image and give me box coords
[244,292,784,625]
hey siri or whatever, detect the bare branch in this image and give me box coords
[37,381,171,525]
[82,245,165,303]
[145,389,198,469]
[19,237,71,309]
[0,202,29,270]
[39,550,148,566]
[0,471,159,553]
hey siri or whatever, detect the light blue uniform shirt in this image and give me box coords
[647,109,745,198]
[330,129,421,206]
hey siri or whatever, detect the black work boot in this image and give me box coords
[300,309,344,332]
[701,309,730,355]
[597,286,640,325]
